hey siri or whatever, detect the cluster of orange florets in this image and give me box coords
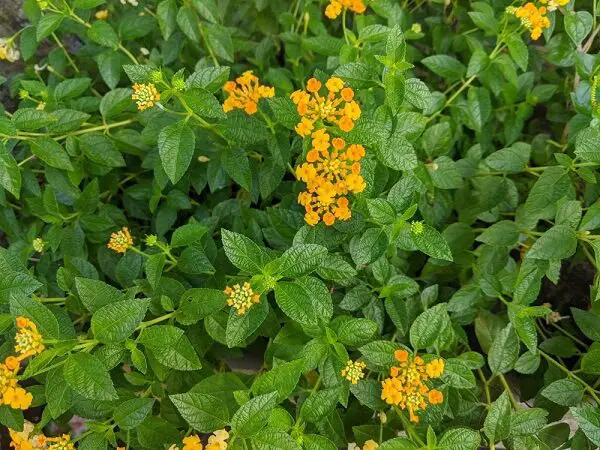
[9,421,76,450]
[325,0,367,19]
[292,77,365,227]
[381,349,445,423]
[224,283,261,315]
[507,2,555,40]
[1,317,45,412]
[107,227,134,253]
[291,77,361,137]
[223,71,275,115]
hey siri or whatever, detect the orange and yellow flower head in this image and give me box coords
[169,430,229,450]
[295,131,365,226]
[539,0,569,11]
[107,227,134,253]
[14,317,44,359]
[224,282,260,315]
[325,0,367,19]
[507,3,551,40]
[381,350,445,423]
[291,76,361,137]
[0,357,32,411]
[223,71,275,115]
[341,360,366,384]
[132,83,160,111]
[45,434,76,450]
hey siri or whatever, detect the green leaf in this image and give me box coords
[378,438,418,450]
[565,11,593,47]
[9,294,59,339]
[300,388,340,423]
[422,55,466,81]
[87,20,119,48]
[73,0,105,7]
[337,318,378,347]
[0,147,21,198]
[30,138,73,171]
[488,323,519,374]
[476,221,520,247]
[140,325,202,370]
[507,35,528,71]
[441,358,476,389]
[225,298,268,348]
[437,428,481,450]
[192,0,220,23]
[410,303,450,350]
[36,13,64,42]
[252,359,303,402]
[384,70,405,113]
[54,77,91,100]
[378,129,418,171]
[359,340,398,371]
[411,223,453,261]
[274,277,332,326]
[571,307,600,341]
[230,392,278,437]
[334,62,379,89]
[575,127,600,163]
[222,146,252,191]
[541,378,584,406]
[171,223,208,248]
[12,108,50,131]
[157,0,177,39]
[510,408,548,436]
[485,144,530,173]
[75,278,125,313]
[571,405,600,446]
[267,244,327,278]
[386,24,406,62]
[350,228,389,265]
[204,24,234,62]
[113,398,154,430]
[526,225,577,260]
[251,429,302,450]
[177,288,228,325]
[582,345,600,374]
[484,391,512,443]
[170,392,229,432]
[0,405,24,431]
[221,229,272,274]
[99,88,132,118]
[63,353,118,401]
[367,199,396,225]
[158,121,196,184]
[266,97,300,129]
[79,133,125,167]
[91,298,150,343]
[579,200,600,231]
[405,78,431,110]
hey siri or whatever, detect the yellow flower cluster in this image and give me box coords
[33,238,45,253]
[224,283,261,315]
[107,227,134,253]
[1,317,45,412]
[341,359,366,384]
[381,349,445,423]
[15,317,45,360]
[291,77,361,137]
[9,423,76,450]
[325,0,367,19]
[169,430,229,450]
[507,3,550,40]
[95,9,109,20]
[223,71,275,115]
[295,131,366,226]
[539,0,569,11]
[348,441,378,450]
[132,83,160,111]
[0,37,20,63]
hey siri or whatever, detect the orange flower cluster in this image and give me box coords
[1,317,45,412]
[168,430,229,450]
[223,71,275,115]
[381,349,445,423]
[295,131,366,226]
[325,0,367,19]
[507,3,550,40]
[224,283,260,315]
[132,83,160,111]
[107,227,134,253]
[291,77,361,137]
[9,422,75,450]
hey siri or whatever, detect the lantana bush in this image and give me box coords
[1,0,600,448]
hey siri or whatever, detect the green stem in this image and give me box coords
[198,22,219,67]
[539,350,600,404]
[396,408,425,447]
[499,374,519,409]
[137,312,176,330]
[342,8,350,45]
